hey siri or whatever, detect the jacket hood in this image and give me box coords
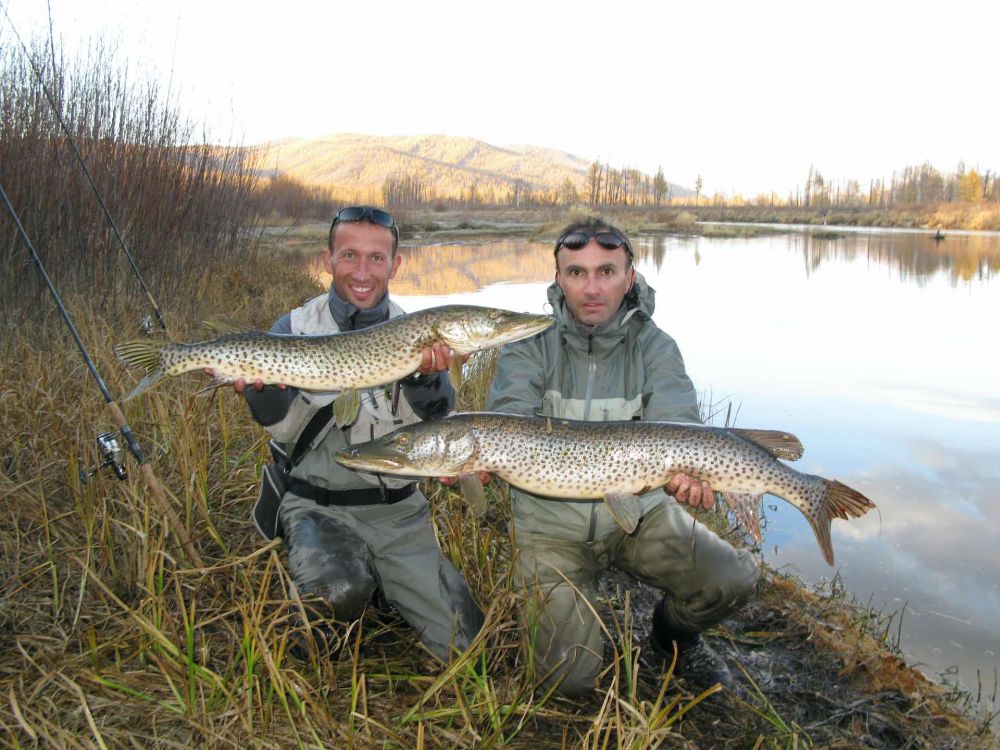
[546,271,656,335]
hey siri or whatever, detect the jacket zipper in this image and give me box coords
[585,334,598,542]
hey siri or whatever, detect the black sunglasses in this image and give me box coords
[556,228,633,257]
[333,206,397,229]
[329,206,399,249]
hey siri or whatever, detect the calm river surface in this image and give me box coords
[315,226,1000,709]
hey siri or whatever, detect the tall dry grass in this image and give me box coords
[1,256,732,748]
[0,34,261,333]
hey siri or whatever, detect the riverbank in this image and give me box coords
[1,246,995,748]
[372,202,1000,239]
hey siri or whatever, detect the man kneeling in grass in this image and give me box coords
[486,218,760,697]
[212,206,483,661]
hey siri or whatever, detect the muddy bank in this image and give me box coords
[597,567,996,748]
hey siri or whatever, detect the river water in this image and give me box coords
[313,226,1000,711]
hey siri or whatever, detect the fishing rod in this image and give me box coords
[0,181,203,568]
[0,3,169,335]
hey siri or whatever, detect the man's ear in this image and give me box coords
[389,252,402,279]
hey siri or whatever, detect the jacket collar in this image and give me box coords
[326,283,391,331]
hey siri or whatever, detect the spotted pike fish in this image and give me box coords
[115,306,554,426]
[335,412,876,565]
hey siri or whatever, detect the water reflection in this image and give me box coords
[796,231,1000,284]
[300,227,1000,716]
[308,240,557,295]
[308,230,999,293]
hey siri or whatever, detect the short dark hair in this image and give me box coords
[553,216,634,268]
[328,205,400,256]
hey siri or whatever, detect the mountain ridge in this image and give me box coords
[244,132,691,201]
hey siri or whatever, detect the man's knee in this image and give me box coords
[537,644,602,697]
[660,548,761,634]
[290,546,377,620]
[525,586,603,697]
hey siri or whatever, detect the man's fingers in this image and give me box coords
[700,481,716,509]
[433,342,452,371]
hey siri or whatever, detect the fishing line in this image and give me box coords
[0,181,202,567]
[0,2,170,334]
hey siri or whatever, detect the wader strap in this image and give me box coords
[286,478,416,507]
[289,401,335,467]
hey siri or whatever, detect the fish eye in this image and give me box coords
[396,434,410,446]
[489,310,499,320]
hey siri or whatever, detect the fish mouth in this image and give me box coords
[493,313,555,343]
[335,449,404,472]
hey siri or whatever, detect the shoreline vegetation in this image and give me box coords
[2,35,997,749]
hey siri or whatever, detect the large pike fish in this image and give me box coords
[335,412,876,565]
[115,306,554,426]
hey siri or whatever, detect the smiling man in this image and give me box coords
[487,217,760,697]
[235,206,483,663]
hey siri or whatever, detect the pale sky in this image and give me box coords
[4,0,998,196]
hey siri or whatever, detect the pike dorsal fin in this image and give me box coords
[730,429,804,461]
[604,493,642,535]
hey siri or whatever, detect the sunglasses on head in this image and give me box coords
[556,228,633,255]
[333,206,397,229]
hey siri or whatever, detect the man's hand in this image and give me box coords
[416,342,466,376]
[665,473,716,509]
[203,368,286,394]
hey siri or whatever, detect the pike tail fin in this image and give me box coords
[824,479,877,520]
[806,480,876,566]
[114,339,169,400]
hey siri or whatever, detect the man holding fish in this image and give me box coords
[116,204,555,662]
[485,218,760,695]
[218,206,487,661]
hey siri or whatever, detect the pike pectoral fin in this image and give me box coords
[458,473,488,516]
[722,492,764,542]
[604,493,642,535]
[449,357,464,391]
[333,388,361,428]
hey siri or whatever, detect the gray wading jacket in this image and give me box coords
[485,274,701,542]
[246,288,454,494]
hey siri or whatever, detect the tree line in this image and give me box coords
[747,162,998,209]
[251,159,999,216]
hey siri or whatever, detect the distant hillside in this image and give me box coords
[245,133,691,202]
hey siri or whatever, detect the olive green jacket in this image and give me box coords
[485,274,701,541]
